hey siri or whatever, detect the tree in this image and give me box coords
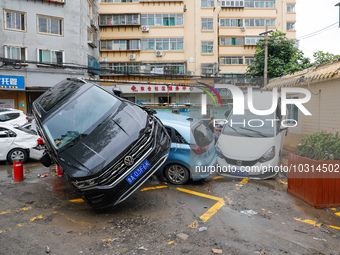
[245,31,311,84]
[312,51,340,65]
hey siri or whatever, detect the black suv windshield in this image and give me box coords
[43,86,119,150]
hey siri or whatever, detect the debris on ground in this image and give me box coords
[177,233,188,240]
[212,248,223,254]
[37,174,48,178]
[198,227,207,231]
[46,245,50,253]
[313,237,327,242]
[240,210,257,216]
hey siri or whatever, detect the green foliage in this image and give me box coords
[245,31,311,83]
[297,131,340,161]
[313,51,340,65]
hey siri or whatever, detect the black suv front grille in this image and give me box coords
[97,118,155,186]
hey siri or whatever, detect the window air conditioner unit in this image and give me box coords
[241,26,246,31]
[129,54,136,60]
[90,19,95,26]
[187,71,194,76]
[156,50,163,57]
[141,25,149,32]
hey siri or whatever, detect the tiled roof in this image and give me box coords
[263,59,340,90]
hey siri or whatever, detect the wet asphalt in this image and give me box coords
[0,160,339,255]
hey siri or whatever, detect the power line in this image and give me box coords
[297,22,338,39]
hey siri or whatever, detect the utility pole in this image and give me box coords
[259,27,273,87]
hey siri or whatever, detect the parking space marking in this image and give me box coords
[176,188,225,223]
[335,212,340,217]
[295,218,340,230]
[0,214,44,233]
[140,185,168,191]
[0,206,31,215]
[277,179,288,185]
[69,198,85,203]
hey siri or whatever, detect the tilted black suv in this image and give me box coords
[33,78,170,209]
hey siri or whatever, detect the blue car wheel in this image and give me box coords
[165,164,190,185]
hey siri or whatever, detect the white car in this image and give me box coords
[0,123,44,163]
[0,108,28,126]
[216,91,287,179]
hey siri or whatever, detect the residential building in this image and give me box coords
[218,0,296,81]
[264,60,340,149]
[0,0,100,115]
[99,0,296,105]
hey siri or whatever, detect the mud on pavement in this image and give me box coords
[0,162,340,255]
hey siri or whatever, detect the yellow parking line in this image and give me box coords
[200,199,225,223]
[295,218,322,227]
[30,215,43,222]
[335,212,340,217]
[177,188,225,223]
[69,198,85,203]
[176,188,222,201]
[140,185,168,191]
[277,179,288,185]
[0,206,32,215]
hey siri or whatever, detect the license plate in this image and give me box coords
[230,169,249,177]
[126,159,151,185]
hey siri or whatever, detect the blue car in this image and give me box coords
[156,113,217,185]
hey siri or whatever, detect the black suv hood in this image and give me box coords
[59,103,148,179]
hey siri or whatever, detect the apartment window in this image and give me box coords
[39,49,63,64]
[5,10,26,31]
[201,18,213,30]
[88,0,93,19]
[219,19,243,27]
[202,41,214,54]
[38,15,63,35]
[220,37,243,45]
[201,64,215,75]
[244,0,275,8]
[100,40,140,50]
[88,55,99,74]
[102,0,139,2]
[287,22,295,31]
[202,0,215,7]
[220,1,245,7]
[244,18,275,27]
[4,46,26,60]
[141,14,183,26]
[141,38,184,51]
[245,56,255,65]
[220,56,243,65]
[149,63,185,75]
[287,4,295,12]
[244,36,263,45]
[101,62,140,75]
[99,14,140,26]
[87,28,93,43]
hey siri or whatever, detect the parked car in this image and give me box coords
[18,121,38,135]
[156,113,217,185]
[0,108,28,126]
[0,123,44,163]
[32,78,171,209]
[216,91,287,179]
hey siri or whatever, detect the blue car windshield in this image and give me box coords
[43,86,119,150]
